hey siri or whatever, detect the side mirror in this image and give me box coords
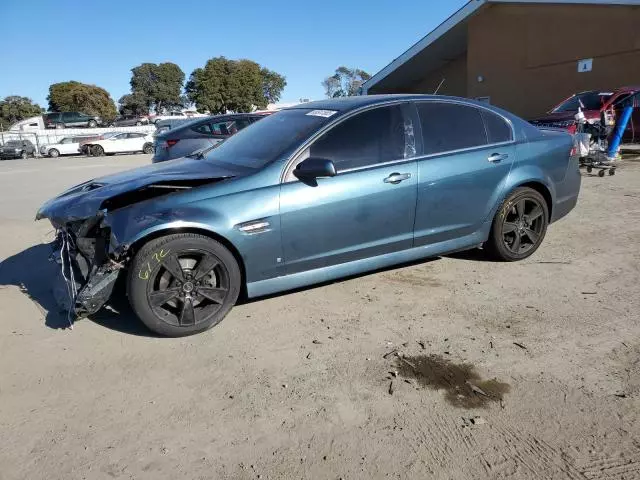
[294,157,337,179]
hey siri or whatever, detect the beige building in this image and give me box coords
[363,0,640,119]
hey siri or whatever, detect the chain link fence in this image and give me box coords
[0,125,156,157]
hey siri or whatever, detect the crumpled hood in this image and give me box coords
[36,157,243,224]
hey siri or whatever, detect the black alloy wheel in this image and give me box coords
[501,197,545,255]
[486,187,549,261]
[128,233,241,336]
[146,249,229,327]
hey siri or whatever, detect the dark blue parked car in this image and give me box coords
[37,95,581,337]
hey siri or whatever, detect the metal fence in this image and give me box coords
[0,125,156,156]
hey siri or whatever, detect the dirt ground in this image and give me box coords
[1,154,639,480]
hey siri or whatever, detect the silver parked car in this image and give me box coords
[109,115,150,127]
[151,113,267,163]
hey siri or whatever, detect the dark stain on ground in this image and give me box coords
[395,354,510,408]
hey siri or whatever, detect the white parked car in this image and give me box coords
[149,110,207,125]
[40,137,83,157]
[86,132,155,156]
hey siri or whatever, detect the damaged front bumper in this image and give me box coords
[52,212,125,319]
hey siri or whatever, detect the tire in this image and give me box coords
[88,120,97,128]
[127,233,241,337]
[48,148,59,158]
[136,121,142,126]
[143,143,154,154]
[485,187,549,262]
[20,151,28,160]
[92,145,104,156]
[56,123,65,129]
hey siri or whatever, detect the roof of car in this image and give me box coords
[285,94,497,113]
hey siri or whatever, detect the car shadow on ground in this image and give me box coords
[1,245,472,335]
[0,244,155,336]
[239,255,443,305]
[445,248,498,262]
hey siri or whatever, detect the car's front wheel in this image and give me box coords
[143,143,154,154]
[20,151,27,160]
[486,187,548,261]
[92,145,104,156]
[127,233,241,337]
[88,120,97,128]
[48,149,59,158]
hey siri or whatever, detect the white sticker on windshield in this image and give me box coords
[306,110,338,118]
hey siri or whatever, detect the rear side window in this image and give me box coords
[210,119,253,136]
[416,102,487,155]
[192,123,212,135]
[481,110,513,143]
[309,104,412,172]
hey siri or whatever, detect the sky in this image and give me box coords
[0,0,468,109]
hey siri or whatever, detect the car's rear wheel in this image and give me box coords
[92,145,104,156]
[136,121,142,126]
[143,143,154,154]
[128,233,241,337]
[88,120,97,128]
[49,148,59,158]
[486,187,548,261]
[56,123,64,129]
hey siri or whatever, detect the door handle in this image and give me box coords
[488,153,509,163]
[384,172,411,184]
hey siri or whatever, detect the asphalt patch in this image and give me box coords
[396,354,510,408]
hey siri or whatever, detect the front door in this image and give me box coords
[412,101,515,246]
[280,103,418,274]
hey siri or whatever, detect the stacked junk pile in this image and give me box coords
[574,91,640,177]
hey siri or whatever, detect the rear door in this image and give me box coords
[412,101,515,246]
[62,112,76,127]
[280,103,418,274]
[126,133,145,151]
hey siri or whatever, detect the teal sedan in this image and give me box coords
[37,95,581,336]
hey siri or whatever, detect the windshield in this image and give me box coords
[552,92,612,112]
[200,109,333,169]
[6,140,21,146]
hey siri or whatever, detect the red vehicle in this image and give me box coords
[530,86,640,143]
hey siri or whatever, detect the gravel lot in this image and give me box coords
[1,154,639,480]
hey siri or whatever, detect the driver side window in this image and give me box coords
[308,104,412,172]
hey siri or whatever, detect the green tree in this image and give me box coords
[261,67,287,105]
[0,96,44,130]
[130,62,185,113]
[186,57,286,114]
[47,81,117,122]
[118,93,149,115]
[322,66,371,98]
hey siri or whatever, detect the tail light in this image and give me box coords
[166,139,179,148]
[570,146,577,156]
